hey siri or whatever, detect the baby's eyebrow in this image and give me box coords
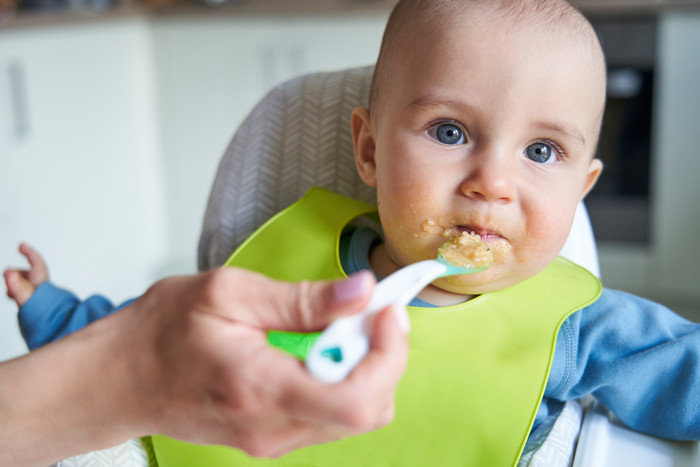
[533,121,586,147]
[408,95,463,111]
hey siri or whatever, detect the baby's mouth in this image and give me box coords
[419,218,507,246]
[462,227,514,260]
[419,219,512,261]
[445,225,503,244]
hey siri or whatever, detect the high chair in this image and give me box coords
[53,66,697,466]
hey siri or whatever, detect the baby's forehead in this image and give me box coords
[373,1,606,122]
[395,1,600,54]
[399,10,603,81]
[391,4,602,73]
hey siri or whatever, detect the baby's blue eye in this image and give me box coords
[428,123,466,145]
[525,143,556,164]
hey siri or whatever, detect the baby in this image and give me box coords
[6,1,700,465]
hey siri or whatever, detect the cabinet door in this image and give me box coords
[152,18,279,271]
[285,14,388,76]
[0,41,27,360]
[0,20,167,359]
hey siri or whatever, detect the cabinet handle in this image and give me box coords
[8,61,29,141]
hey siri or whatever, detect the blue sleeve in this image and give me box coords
[18,282,137,350]
[546,288,700,440]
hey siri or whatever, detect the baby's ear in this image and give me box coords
[351,106,378,187]
[581,157,603,199]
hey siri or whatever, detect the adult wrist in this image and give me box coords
[0,314,141,465]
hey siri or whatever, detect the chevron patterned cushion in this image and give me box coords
[53,437,155,467]
[197,65,378,271]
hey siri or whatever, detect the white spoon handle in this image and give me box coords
[306,260,447,383]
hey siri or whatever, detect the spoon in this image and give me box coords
[306,233,494,383]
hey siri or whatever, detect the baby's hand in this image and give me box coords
[3,243,49,308]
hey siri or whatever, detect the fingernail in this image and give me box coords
[391,304,411,334]
[333,271,372,302]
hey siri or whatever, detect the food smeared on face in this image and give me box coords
[438,231,494,269]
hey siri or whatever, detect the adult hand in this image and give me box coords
[130,268,409,457]
[0,268,408,466]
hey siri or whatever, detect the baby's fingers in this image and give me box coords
[3,270,35,307]
[18,243,49,285]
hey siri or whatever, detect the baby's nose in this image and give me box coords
[458,155,516,203]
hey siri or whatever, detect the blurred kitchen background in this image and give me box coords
[1,0,699,360]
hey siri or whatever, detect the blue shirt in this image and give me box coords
[19,283,135,350]
[18,227,700,441]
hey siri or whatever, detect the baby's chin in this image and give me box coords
[431,275,492,297]
[432,266,531,297]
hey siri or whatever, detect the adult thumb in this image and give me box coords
[236,270,376,332]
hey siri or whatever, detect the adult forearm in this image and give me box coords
[0,310,143,466]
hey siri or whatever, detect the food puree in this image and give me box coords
[438,231,493,269]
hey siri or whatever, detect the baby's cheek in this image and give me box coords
[530,204,573,245]
[523,227,569,268]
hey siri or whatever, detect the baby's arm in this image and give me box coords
[548,289,700,440]
[4,243,135,350]
[3,243,49,308]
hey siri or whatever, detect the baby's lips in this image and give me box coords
[452,224,503,242]
[478,232,504,243]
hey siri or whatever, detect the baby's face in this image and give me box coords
[354,13,605,296]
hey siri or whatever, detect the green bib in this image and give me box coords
[152,187,601,466]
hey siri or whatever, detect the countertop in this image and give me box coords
[1,0,390,30]
[2,0,700,30]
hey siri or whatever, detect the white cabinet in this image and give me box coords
[0,19,168,360]
[151,14,388,271]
